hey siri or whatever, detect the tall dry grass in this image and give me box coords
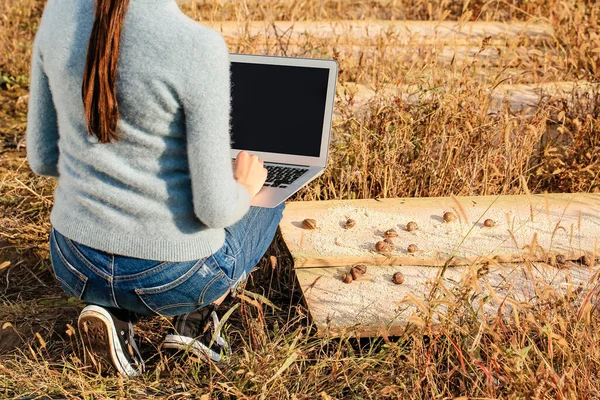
[1,0,600,398]
[0,0,42,86]
[186,0,600,200]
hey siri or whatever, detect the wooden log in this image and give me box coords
[488,81,599,113]
[207,20,554,46]
[230,43,553,69]
[296,262,598,337]
[280,194,600,268]
[338,81,599,114]
[288,195,600,337]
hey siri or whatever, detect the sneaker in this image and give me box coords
[162,305,230,363]
[78,305,145,377]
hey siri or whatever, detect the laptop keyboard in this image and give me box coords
[264,165,309,188]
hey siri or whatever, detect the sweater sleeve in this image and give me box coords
[26,37,60,178]
[181,31,251,229]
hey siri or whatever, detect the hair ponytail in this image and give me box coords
[82,0,130,143]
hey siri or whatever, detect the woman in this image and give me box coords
[26,0,283,377]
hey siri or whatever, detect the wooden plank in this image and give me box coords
[227,37,536,49]
[296,262,599,337]
[231,43,553,68]
[280,194,600,268]
[339,81,599,114]
[488,81,599,113]
[206,20,554,46]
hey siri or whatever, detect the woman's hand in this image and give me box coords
[233,151,267,199]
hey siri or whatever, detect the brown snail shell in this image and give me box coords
[375,241,391,253]
[555,254,566,265]
[406,221,418,232]
[302,218,317,230]
[392,272,405,284]
[350,265,368,280]
[483,219,495,227]
[342,273,353,284]
[384,229,398,239]
[407,244,418,254]
[443,212,456,223]
[353,264,367,274]
[345,218,356,229]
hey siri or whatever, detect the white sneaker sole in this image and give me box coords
[78,305,141,377]
[162,334,223,363]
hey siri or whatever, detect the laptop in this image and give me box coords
[229,54,338,208]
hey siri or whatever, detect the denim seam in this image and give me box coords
[154,302,199,313]
[52,230,89,284]
[63,235,111,281]
[224,228,242,257]
[135,258,206,295]
[198,271,227,306]
[222,253,236,263]
[210,253,235,284]
[206,255,225,277]
[54,274,87,300]
[109,254,119,309]
[113,261,173,282]
[135,293,160,316]
[220,253,236,275]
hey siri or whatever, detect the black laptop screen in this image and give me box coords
[230,62,330,158]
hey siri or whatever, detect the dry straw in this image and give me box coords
[1,0,600,397]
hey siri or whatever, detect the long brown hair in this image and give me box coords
[82,0,130,143]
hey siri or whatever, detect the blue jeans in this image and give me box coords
[49,204,285,316]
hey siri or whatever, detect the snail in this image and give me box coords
[443,212,456,223]
[302,218,317,230]
[350,265,367,280]
[375,240,391,253]
[406,221,418,232]
[344,218,356,229]
[392,272,405,284]
[483,219,495,227]
[353,264,367,274]
[555,254,566,265]
[341,273,353,284]
[407,244,418,254]
[384,229,398,239]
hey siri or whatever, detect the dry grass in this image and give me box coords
[1,0,600,398]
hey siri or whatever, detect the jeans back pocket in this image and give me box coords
[134,258,230,316]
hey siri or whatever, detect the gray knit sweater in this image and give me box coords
[26,0,251,261]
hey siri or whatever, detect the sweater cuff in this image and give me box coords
[229,182,252,224]
[29,161,59,178]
